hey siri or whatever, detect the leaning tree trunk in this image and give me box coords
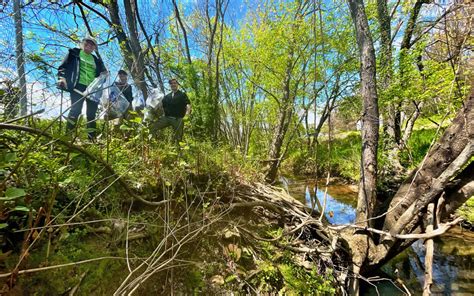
[265,99,293,183]
[367,89,474,269]
[265,60,294,184]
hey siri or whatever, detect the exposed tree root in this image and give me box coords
[223,181,351,293]
[221,179,467,294]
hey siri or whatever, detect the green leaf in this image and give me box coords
[130,117,142,124]
[38,171,50,182]
[57,165,70,173]
[5,152,17,162]
[0,187,26,200]
[59,176,74,187]
[12,206,30,212]
[119,124,133,131]
[0,223,8,229]
[225,274,237,283]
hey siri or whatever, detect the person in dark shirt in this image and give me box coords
[150,78,191,142]
[114,70,133,119]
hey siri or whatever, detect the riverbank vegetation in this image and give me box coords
[1,0,473,294]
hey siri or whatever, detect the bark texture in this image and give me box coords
[347,0,379,293]
[364,90,474,271]
[383,90,473,233]
[13,0,27,116]
[348,0,379,226]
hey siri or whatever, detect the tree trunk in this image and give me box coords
[205,0,221,140]
[348,0,379,226]
[121,0,148,101]
[347,0,379,293]
[171,0,201,99]
[13,0,27,116]
[376,0,392,87]
[135,0,164,92]
[383,91,473,235]
[265,68,293,184]
[172,0,192,65]
[380,0,430,177]
[390,0,430,143]
[87,0,149,101]
[365,89,474,272]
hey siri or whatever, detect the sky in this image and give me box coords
[0,0,258,119]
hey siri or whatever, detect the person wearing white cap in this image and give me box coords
[57,35,106,141]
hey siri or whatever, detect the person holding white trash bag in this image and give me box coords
[114,70,134,119]
[57,35,107,141]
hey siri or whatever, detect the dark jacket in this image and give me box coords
[57,48,106,92]
[162,90,190,118]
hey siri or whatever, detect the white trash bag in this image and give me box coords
[101,80,130,120]
[72,72,108,103]
[148,88,164,109]
[144,88,164,123]
[85,72,108,103]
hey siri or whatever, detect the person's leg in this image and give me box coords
[4,91,19,119]
[66,89,85,135]
[170,117,184,142]
[85,99,99,140]
[123,104,133,121]
[119,105,134,138]
[150,116,171,137]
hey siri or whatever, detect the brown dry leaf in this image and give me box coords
[32,230,39,239]
[223,226,240,239]
[227,244,242,261]
[210,275,225,286]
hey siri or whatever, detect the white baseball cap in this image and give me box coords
[82,35,98,47]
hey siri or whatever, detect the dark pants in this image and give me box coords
[150,116,184,142]
[2,90,20,120]
[66,84,99,140]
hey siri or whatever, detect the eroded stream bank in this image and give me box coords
[284,178,474,295]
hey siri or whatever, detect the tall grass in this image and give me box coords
[401,128,439,169]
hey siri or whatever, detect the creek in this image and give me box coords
[283,178,474,295]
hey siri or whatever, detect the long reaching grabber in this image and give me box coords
[59,88,63,132]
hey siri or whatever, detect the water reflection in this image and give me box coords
[379,236,474,295]
[285,179,474,295]
[304,186,356,225]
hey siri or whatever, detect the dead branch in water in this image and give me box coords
[423,203,435,296]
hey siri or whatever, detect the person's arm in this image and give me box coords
[162,93,170,110]
[94,55,107,76]
[57,51,71,89]
[184,93,191,116]
[125,85,133,103]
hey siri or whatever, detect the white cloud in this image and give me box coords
[28,81,65,119]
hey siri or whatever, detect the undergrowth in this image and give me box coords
[0,118,336,294]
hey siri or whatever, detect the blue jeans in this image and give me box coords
[66,84,99,140]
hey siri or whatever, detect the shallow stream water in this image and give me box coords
[283,178,474,295]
